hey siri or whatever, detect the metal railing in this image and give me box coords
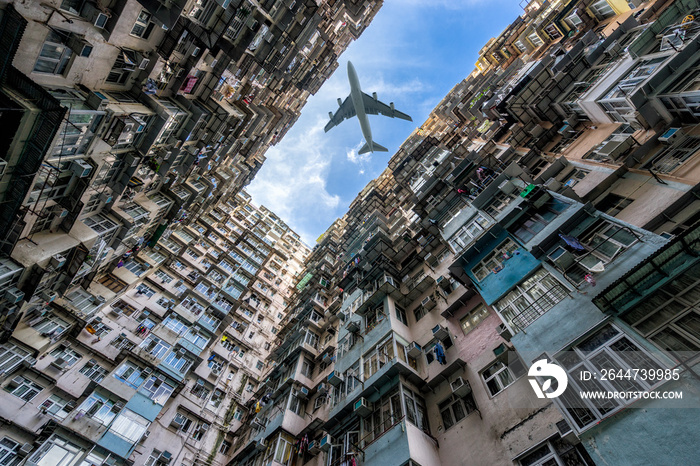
[506,285,569,332]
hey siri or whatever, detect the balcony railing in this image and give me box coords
[505,285,569,332]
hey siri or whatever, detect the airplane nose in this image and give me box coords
[347,61,355,79]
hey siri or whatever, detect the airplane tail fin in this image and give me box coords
[359,142,388,155]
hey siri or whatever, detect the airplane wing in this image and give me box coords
[362,92,412,121]
[324,96,356,132]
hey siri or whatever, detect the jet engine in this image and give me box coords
[337,98,343,106]
[390,102,395,114]
[328,112,334,119]
[372,92,377,101]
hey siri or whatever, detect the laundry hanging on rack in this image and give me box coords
[434,342,447,365]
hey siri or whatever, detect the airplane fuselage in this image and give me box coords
[347,61,374,152]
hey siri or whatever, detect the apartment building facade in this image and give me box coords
[229,1,700,466]
[0,0,383,464]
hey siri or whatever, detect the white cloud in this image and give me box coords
[246,118,341,245]
[346,140,368,165]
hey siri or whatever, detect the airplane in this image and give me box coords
[324,61,412,155]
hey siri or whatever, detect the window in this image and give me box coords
[114,361,147,389]
[518,438,595,466]
[5,375,43,402]
[527,31,544,47]
[79,392,119,424]
[272,432,295,464]
[110,334,135,351]
[31,313,71,339]
[79,360,108,382]
[300,358,314,377]
[589,0,615,20]
[439,392,477,430]
[139,335,171,359]
[96,274,127,293]
[596,194,633,217]
[29,435,84,466]
[109,409,150,443]
[107,49,139,84]
[140,376,175,405]
[552,324,663,431]
[39,394,72,420]
[621,263,700,353]
[471,239,520,281]
[163,350,194,374]
[220,440,231,455]
[481,355,526,396]
[0,437,21,466]
[494,268,568,331]
[136,284,156,298]
[131,10,155,39]
[0,343,32,375]
[449,214,491,252]
[170,412,194,432]
[393,305,408,327]
[460,304,489,335]
[34,29,73,75]
[154,270,173,284]
[413,305,427,322]
[511,198,570,243]
[643,136,700,174]
[402,386,429,431]
[287,389,305,416]
[111,300,138,316]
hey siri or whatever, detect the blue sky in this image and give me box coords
[247,0,524,246]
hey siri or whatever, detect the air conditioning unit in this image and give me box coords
[211,368,221,376]
[353,397,372,417]
[421,296,432,307]
[498,179,515,194]
[5,287,24,304]
[139,58,150,70]
[318,433,332,452]
[497,323,512,342]
[298,386,309,398]
[556,419,578,443]
[112,402,124,412]
[317,383,328,394]
[192,47,201,57]
[143,367,153,375]
[177,348,187,356]
[99,192,113,204]
[110,307,123,316]
[346,320,360,333]
[18,443,33,456]
[210,59,218,68]
[407,342,422,358]
[548,247,575,270]
[450,377,472,397]
[158,451,172,465]
[308,440,319,455]
[338,311,347,322]
[327,371,343,387]
[50,254,67,269]
[23,356,37,367]
[69,159,92,178]
[432,324,449,340]
[254,440,266,451]
[40,291,57,303]
[658,127,684,145]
